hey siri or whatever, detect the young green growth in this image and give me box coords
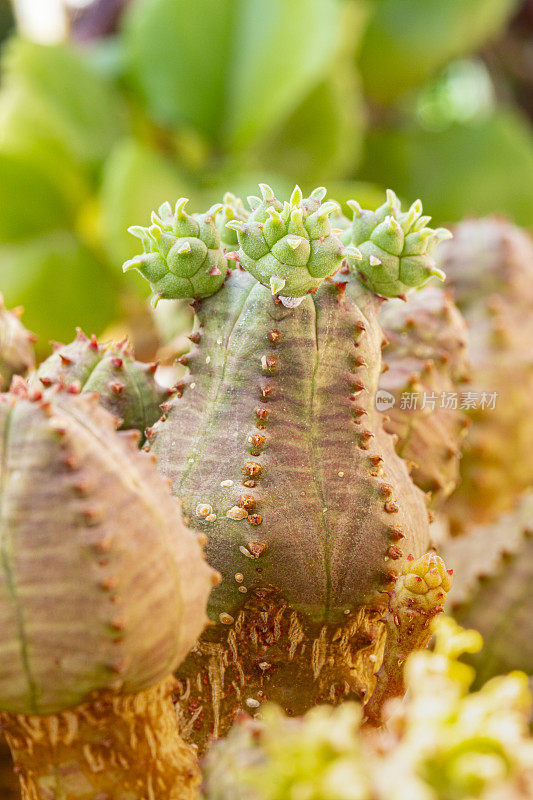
[341,190,451,297]
[0,294,35,390]
[365,553,453,724]
[34,328,171,440]
[216,192,249,254]
[0,379,218,799]
[123,198,229,305]
[225,184,361,303]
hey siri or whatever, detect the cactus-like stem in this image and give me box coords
[124,185,454,749]
[379,287,470,505]
[34,329,171,440]
[0,380,218,794]
[436,217,533,529]
[365,553,453,724]
[0,294,35,390]
[1,677,199,800]
[147,269,431,748]
[442,492,533,683]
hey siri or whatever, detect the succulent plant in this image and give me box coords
[340,190,451,298]
[0,294,35,390]
[123,199,229,304]
[435,217,533,529]
[0,378,218,799]
[378,287,470,506]
[124,185,453,750]
[442,491,533,684]
[223,184,360,302]
[33,328,171,440]
[202,616,533,800]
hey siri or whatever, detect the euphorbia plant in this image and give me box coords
[0,379,218,799]
[123,184,454,748]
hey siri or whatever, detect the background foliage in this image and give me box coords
[0,0,531,350]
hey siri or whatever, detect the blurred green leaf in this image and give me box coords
[0,150,76,242]
[223,0,342,148]
[359,110,533,226]
[0,232,118,351]
[99,138,193,270]
[359,0,519,105]
[123,0,234,140]
[252,64,364,184]
[123,0,341,149]
[0,37,126,165]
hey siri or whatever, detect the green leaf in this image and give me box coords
[359,0,519,105]
[358,111,533,227]
[99,138,194,270]
[123,0,235,139]
[0,37,126,165]
[251,65,364,184]
[223,0,342,148]
[0,150,76,243]
[0,232,118,351]
[122,0,342,149]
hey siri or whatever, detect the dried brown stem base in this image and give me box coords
[176,587,387,753]
[1,677,199,800]
[0,735,18,799]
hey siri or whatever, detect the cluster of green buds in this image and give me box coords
[123,198,228,304]
[224,184,361,304]
[123,186,450,307]
[341,190,451,298]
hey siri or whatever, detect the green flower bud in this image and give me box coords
[123,199,228,303]
[216,193,249,255]
[226,184,361,303]
[342,190,451,297]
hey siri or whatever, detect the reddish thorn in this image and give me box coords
[110,381,124,395]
